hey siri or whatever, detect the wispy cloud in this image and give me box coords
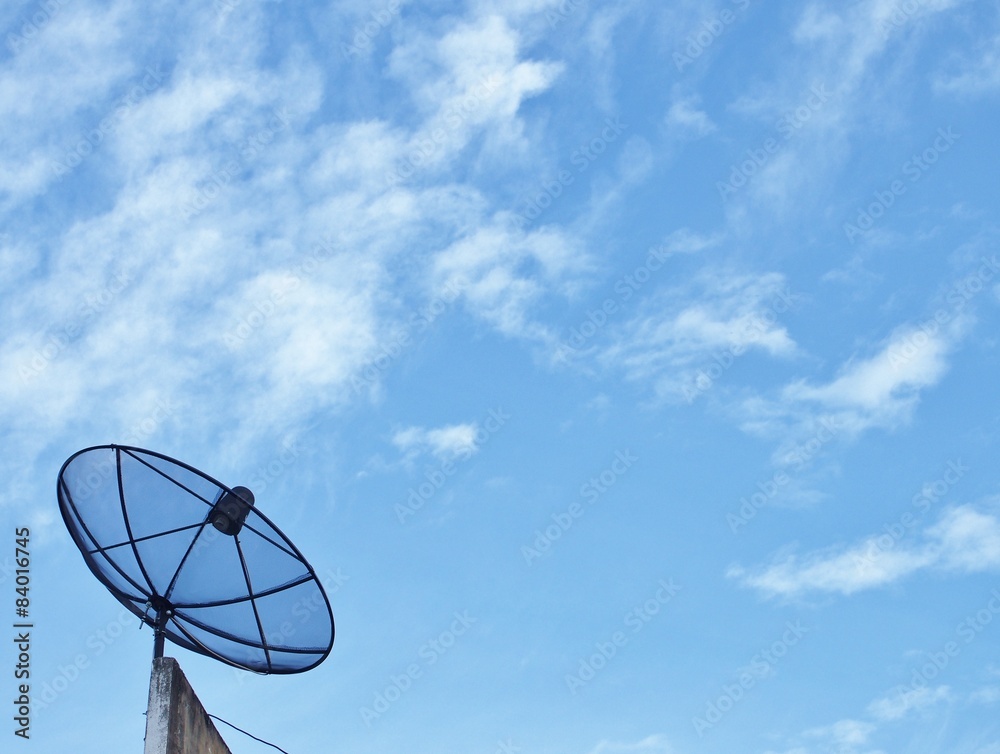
[729,501,1000,598]
[718,0,964,219]
[934,29,1000,97]
[665,91,717,139]
[868,685,951,721]
[805,718,878,751]
[392,422,481,462]
[768,688,951,753]
[969,686,1000,705]
[0,1,588,507]
[737,314,971,467]
[432,220,587,339]
[601,268,797,401]
[586,735,673,754]
[781,322,953,425]
[386,13,564,173]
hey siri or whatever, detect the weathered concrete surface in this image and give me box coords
[144,657,232,754]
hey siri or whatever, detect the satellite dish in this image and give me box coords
[57,444,334,674]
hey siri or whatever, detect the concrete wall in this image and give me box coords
[144,657,233,754]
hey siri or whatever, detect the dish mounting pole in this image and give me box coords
[152,599,171,660]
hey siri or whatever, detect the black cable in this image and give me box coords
[208,713,291,754]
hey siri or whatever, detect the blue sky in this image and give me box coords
[3,0,1000,752]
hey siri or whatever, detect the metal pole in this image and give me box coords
[153,608,168,660]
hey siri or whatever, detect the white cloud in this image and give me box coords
[586,735,672,754]
[728,541,936,598]
[934,31,1000,96]
[738,315,971,467]
[599,269,797,401]
[665,94,717,138]
[0,0,592,512]
[0,3,138,207]
[392,423,481,461]
[433,220,587,340]
[729,501,1000,598]
[868,685,951,721]
[805,718,876,747]
[661,228,725,257]
[581,5,636,113]
[798,0,962,90]
[969,686,1000,705]
[720,0,963,219]
[782,325,950,412]
[387,14,564,170]
[932,505,1000,572]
